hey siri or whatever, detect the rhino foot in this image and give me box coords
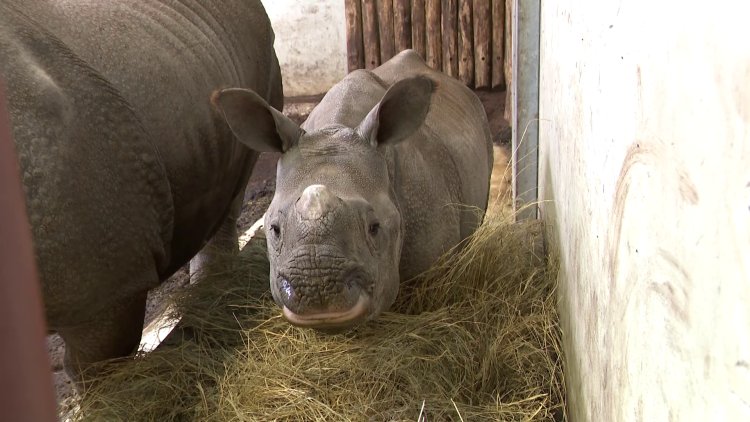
[57,291,147,390]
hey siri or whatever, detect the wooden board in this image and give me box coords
[492,0,505,89]
[457,0,474,86]
[362,0,381,69]
[411,0,427,59]
[441,0,458,78]
[473,0,491,89]
[426,0,442,70]
[345,0,365,72]
[377,0,396,63]
[394,0,412,53]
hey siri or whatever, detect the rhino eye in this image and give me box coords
[368,222,380,236]
[270,224,281,237]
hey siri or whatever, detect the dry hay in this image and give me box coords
[70,213,565,421]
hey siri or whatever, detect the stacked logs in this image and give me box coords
[345,0,512,91]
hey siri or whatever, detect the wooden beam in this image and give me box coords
[426,0,442,70]
[345,0,365,72]
[492,0,506,89]
[394,0,412,53]
[362,0,381,69]
[458,0,474,86]
[473,0,491,88]
[411,0,426,59]
[441,0,458,78]
[377,0,396,63]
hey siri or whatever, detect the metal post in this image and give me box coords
[511,0,540,220]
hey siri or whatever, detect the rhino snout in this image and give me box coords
[274,271,372,329]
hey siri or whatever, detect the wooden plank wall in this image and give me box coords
[345,0,512,91]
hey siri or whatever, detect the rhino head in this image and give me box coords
[214,76,434,330]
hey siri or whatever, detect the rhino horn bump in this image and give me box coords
[295,184,340,220]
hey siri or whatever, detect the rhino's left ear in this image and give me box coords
[357,75,435,147]
[212,88,302,153]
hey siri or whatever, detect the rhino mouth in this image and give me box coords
[281,293,370,330]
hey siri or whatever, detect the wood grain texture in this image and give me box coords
[441,0,458,78]
[377,0,396,62]
[411,0,426,59]
[362,0,381,69]
[426,0,442,70]
[491,0,505,88]
[345,0,365,72]
[473,0,491,88]
[458,0,474,86]
[394,0,411,53]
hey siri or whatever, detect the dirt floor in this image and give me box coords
[48,89,512,410]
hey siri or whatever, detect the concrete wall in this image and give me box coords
[538,0,750,420]
[260,0,347,97]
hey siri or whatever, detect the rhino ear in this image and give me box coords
[212,88,302,153]
[357,75,435,147]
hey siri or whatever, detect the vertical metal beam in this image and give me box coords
[511,0,540,220]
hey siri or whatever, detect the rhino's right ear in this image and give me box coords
[212,88,302,153]
[357,75,435,148]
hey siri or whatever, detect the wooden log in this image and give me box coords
[441,0,458,78]
[491,0,505,89]
[362,0,381,69]
[411,0,426,59]
[473,0,491,89]
[457,0,474,86]
[394,0,411,53]
[345,0,365,72]
[377,0,396,63]
[504,0,513,122]
[425,0,442,70]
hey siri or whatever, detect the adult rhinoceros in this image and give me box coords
[214,49,493,331]
[0,0,282,383]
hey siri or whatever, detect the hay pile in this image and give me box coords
[71,214,565,421]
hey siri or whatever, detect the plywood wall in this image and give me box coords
[538,0,750,420]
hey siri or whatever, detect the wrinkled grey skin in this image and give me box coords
[215,49,492,330]
[0,0,281,383]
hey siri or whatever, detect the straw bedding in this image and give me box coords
[69,213,565,421]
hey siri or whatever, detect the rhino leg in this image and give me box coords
[57,290,148,388]
[188,191,243,282]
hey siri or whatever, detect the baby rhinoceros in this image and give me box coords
[215,50,493,330]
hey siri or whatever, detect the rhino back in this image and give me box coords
[302,69,387,131]
[20,0,283,273]
[374,50,493,278]
[374,49,493,197]
[0,5,173,326]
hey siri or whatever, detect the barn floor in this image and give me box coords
[49,89,512,413]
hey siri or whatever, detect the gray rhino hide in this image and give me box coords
[0,0,282,383]
[215,50,492,331]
